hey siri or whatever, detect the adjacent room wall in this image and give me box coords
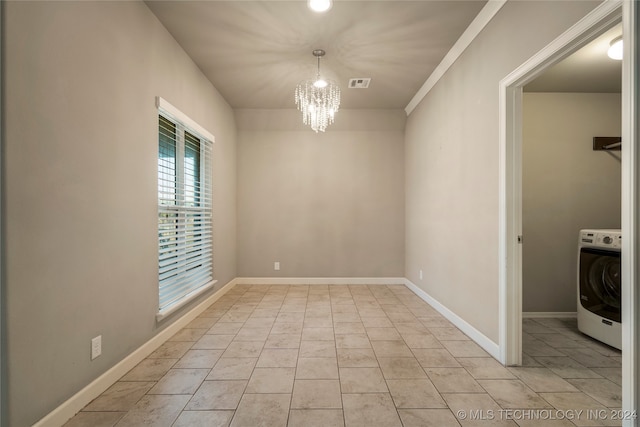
[236,109,405,278]
[3,2,236,425]
[404,0,601,343]
[522,92,621,313]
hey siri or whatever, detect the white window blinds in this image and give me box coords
[157,99,214,316]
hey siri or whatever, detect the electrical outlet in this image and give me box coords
[91,335,102,360]
[274,261,280,271]
[419,270,423,280]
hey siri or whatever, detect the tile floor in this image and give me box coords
[63,284,623,427]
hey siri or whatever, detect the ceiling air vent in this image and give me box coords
[348,78,371,89]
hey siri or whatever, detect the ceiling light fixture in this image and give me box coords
[607,36,623,60]
[295,49,341,133]
[308,0,332,13]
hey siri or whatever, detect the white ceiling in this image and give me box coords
[525,24,622,93]
[146,0,487,109]
[146,1,621,111]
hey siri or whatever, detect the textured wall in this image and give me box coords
[236,109,405,278]
[4,2,237,425]
[405,0,601,343]
[522,92,621,313]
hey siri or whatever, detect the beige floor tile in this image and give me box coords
[148,368,209,395]
[342,393,402,427]
[193,334,235,350]
[426,368,484,393]
[366,327,402,341]
[120,358,177,381]
[207,358,257,380]
[419,316,454,328]
[334,322,366,334]
[246,367,296,393]
[394,322,429,335]
[256,348,299,367]
[304,316,334,327]
[567,378,622,407]
[378,357,427,379]
[477,379,552,409]
[207,322,244,335]
[508,367,579,393]
[265,333,301,349]
[402,334,443,349]
[291,379,342,409]
[277,312,305,323]
[442,393,517,427]
[534,356,602,379]
[172,410,233,427]
[271,322,303,334]
[515,420,575,427]
[63,411,125,427]
[458,357,515,380]
[299,340,336,358]
[174,349,223,369]
[442,340,489,357]
[361,317,394,328]
[222,341,264,358]
[296,357,339,379]
[397,409,460,427]
[219,312,252,323]
[234,327,271,341]
[230,393,290,427]
[148,341,194,359]
[116,395,190,427]
[566,348,622,368]
[302,327,335,341]
[335,334,371,349]
[337,348,378,368]
[332,312,362,323]
[357,308,388,318]
[82,381,154,412]
[428,327,469,341]
[287,409,344,427]
[339,367,388,393]
[387,379,446,408]
[371,340,413,358]
[413,349,461,368]
[591,368,622,386]
[186,380,247,410]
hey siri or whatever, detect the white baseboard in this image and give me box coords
[234,277,406,285]
[523,312,577,319]
[404,279,501,360]
[33,278,237,427]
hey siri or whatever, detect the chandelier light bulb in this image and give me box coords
[313,79,328,88]
[607,36,623,60]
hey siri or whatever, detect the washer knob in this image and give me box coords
[603,236,613,244]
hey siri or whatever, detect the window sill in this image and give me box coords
[156,280,217,322]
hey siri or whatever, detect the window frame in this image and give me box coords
[156,97,216,321]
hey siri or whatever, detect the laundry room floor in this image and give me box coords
[63,285,623,427]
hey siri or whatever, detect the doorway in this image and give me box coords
[499,0,639,422]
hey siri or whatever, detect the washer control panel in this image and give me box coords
[580,230,622,250]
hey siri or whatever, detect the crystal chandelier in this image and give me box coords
[295,49,341,133]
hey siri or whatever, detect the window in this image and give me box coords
[157,97,214,319]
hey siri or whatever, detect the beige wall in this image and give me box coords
[236,109,405,278]
[522,93,621,313]
[4,2,237,425]
[404,0,601,343]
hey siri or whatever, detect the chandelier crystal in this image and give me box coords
[295,49,341,133]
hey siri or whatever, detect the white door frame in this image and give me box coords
[499,0,638,423]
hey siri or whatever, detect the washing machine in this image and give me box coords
[577,229,621,350]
